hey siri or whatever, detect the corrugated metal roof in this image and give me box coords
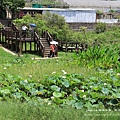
[63,0,120,9]
[20,7,96,11]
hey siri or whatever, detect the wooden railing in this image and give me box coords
[11,22,19,31]
[45,31,58,57]
[59,41,88,52]
[34,32,45,57]
[1,23,58,57]
[0,22,4,43]
[46,32,54,43]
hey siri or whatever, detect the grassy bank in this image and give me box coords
[0,47,96,81]
[0,101,119,120]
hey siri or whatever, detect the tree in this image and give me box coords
[0,0,6,18]
[0,0,25,19]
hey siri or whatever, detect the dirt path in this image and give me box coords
[0,45,17,55]
[0,45,59,59]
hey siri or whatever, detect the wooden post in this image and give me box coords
[30,42,32,52]
[56,46,58,57]
[19,31,22,56]
[65,42,68,52]
[25,41,26,53]
[0,28,1,43]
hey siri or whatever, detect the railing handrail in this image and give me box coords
[46,31,54,42]
[45,31,58,57]
[11,22,19,31]
[34,31,45,57]
[35,32,44,46]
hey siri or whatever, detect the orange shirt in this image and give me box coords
[50,45,55,52]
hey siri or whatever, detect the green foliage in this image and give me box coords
[95,22,107,34]
[0,23,4,28]
[33,0,58,5]
[0,68,120,110]
[42,12,70,40]
[13,14,47,36]
[74,43,120,70]
[2,0,25,10]
[14,12,70,41]
[97,10,104,15]
[13,12,120,43]
[1,0,25,18]
[0,49,120,110]
[43,12,66,28]
[32,0,68,8]
[1,18,120,118]
[109,9,115,13]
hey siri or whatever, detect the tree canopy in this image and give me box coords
[13,12,71,41]
[0,0,25,18]
[1,0,25,9]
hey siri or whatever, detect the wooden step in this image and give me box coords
[4,27,13,31]
[38,37,51,57]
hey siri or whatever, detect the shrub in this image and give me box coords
[95,22,107,34]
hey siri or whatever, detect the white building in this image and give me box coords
[20,7,96,23]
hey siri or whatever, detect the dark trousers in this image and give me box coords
[22,30,26,38]
[50,50,55,57]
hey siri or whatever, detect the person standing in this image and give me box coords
[50,44,56,57]
[21,24,28,38]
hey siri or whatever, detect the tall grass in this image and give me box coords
[0,48,96,81]
[0,101,119,120]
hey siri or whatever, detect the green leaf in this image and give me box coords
[0,89,10,94]
[84,102,93,109]
[92,86,101,91]
[90,92,100,98]
[30,88,38,96]
[62,80,70,88]
[92,104,99,108]
[67,100,76,106]
[51,85,60,92]
[113,81,120,87]
[20,80,27,86]
[53,97,63,104]
[101,88,109,94]
[75,102,83,109]
[53,92,62,98]
[13,92,22,99]
[116,93,120,98]
[90,99,96,103]
[72,91,78,100]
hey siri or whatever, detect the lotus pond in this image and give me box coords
[0,43,120,109]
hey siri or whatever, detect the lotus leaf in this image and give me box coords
[67,100,76,107]
[62,80,70,88]
[13,92,22,99]
[0,89,10,94]
[75,102,83,109]
[84,102,93,109]
[53,92,62,98]
[51,85,60,92]
[30,88,38,96]
[101,88,109,94]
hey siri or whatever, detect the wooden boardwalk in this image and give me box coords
[0,23,58,57]
[0,21,88,57]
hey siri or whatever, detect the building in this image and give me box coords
[19,7,96,23]
[63,0,120,11]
